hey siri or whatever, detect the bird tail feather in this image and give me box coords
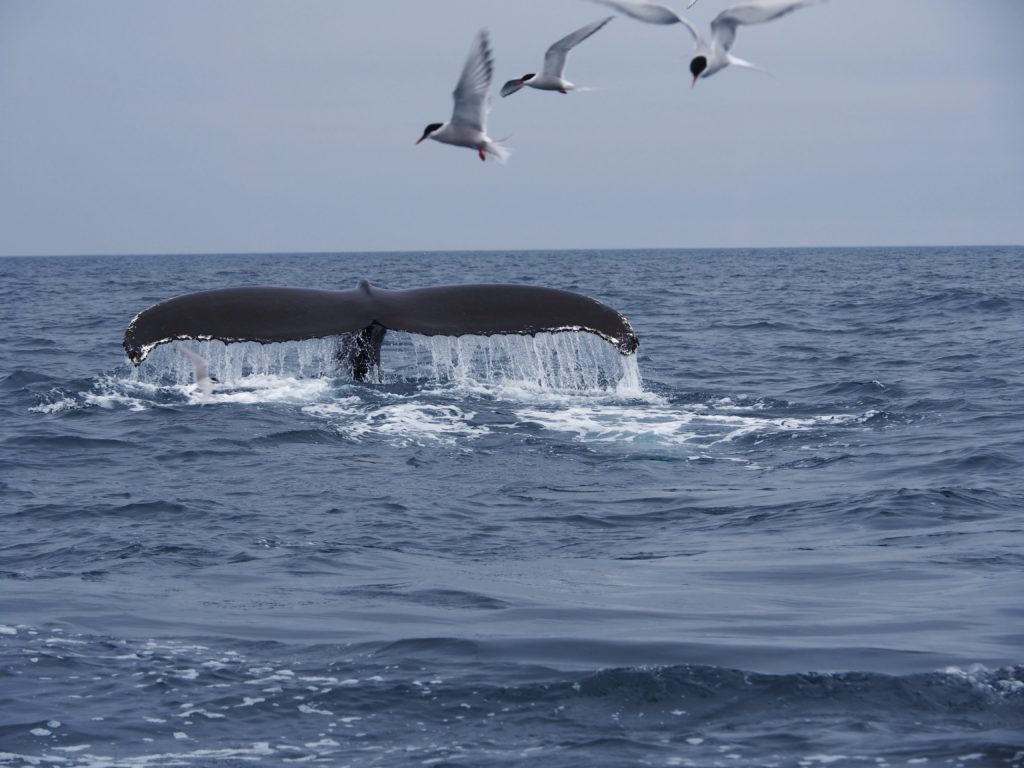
[486,140,511,165]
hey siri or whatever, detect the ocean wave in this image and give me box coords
[1,626,1020,768]
[6,249,1024,767]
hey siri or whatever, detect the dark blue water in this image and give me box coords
[2,248,1022,767]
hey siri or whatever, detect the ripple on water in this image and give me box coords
[1,627,1021,768]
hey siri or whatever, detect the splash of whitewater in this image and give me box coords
[131,332,643,397]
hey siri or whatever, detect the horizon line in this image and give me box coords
[1,243,1021,260]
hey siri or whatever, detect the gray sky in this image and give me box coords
[1,0,1021,256]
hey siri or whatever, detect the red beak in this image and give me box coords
[691,74,699,89]
[416,135,427,145]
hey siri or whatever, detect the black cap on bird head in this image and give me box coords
[689,56,707,87]
[416,123,443,144]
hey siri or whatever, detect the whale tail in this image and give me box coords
[336,323,387,381]
[123,281,639,381]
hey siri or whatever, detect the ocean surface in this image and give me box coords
[1,247,1022,767]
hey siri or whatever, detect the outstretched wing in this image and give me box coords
[182,348,214,398]
[123,283,639,365]
[451,28,494,132]
[542,16,614,78]
[500,78,526,97]
[711,0,821,52]
[181,348,209,381]
[587,0,700,42]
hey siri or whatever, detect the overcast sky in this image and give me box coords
[0,0,1021,256]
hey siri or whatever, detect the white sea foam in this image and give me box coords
[39,333,641,414]
[177,709,224,720]
[941,664,1024,696]
[28,396,78,415]
[304,400,487,446]
[514,403,860,447]
[187,375,333,406]
[298,704,332,716]
[27,336,868,452]
[130,342,338,407]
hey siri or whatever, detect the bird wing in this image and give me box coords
[542,16,614,78]
[587,0,700,43]
[711,0,820,52]
[450,28,494,133]
[500,78,526,97]
[182,348,209,382]
[182,348,214,398]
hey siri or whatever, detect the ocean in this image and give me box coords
[1,247,1022,767]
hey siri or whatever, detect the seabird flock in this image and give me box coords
[177,0,828,395]
[416,0,825,162]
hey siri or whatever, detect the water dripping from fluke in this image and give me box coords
[130,331,644,399]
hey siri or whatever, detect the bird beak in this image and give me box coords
[416,135,427,145]
[691,74,699,89]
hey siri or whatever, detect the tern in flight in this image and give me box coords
[589,0,822,86]
[182,349,217,401]
[417,29,509,163]
[500,16,614,97]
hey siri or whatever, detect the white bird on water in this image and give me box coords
[417,29,510,163]
[182,349,217,401]
[500,16,614,98]
[589,0,822,86]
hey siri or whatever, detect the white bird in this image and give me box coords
[417,29,509,163]
[182,348,217,400]
[589,0,822,86]
[500,16,614,98]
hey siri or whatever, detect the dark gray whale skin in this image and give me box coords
[123,280,639,378]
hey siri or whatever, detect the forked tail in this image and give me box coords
[485,139,511,164]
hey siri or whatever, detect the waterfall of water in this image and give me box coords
[131,332,642,396]
[399,332,642,395]
[131,338,340,386]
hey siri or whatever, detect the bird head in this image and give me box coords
[689,56,707,88]
[416,123,443,144]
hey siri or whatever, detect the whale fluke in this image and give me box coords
[123,281,639,379]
